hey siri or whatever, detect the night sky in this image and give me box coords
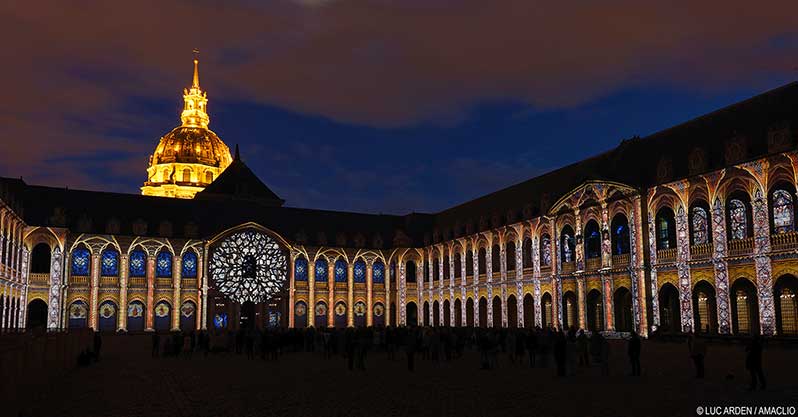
[2,1,797,214]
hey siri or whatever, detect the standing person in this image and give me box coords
[628,331,641,376]
[93,331,103,362]
[688,335,706,378]
[576,330,589,367]
[600,335,610,376]
[745,334,766,391]
[554,331,566,377]
[405,327,418,372]
[152,332,161,358]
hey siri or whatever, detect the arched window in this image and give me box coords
[182,168,191,182]
[772,189,795,234]
[432,257,439,281]
[373,261,385,284]
[491,244,500,272]
[30,243,51,273]
[728,199,749,240]
[610,214,630,255]
[129,249,146,277]
[354,259,366,283]
[584,220,601,259]
[506,241,516,271]
[205,171,213,183]
[314,259,328,282]
[560,226,575,263]
[294,257,308,282]
[181,251,197,278]
[478,247,486,275]
[454,253,461,278]
[523,237,532,268]
[71,248,90,276]
[540,234,551,266]
[334,259,347,283]
[406,260,416,283]
[690,205,710,245]
[656,207,676,249]
[156,251,172,277]
[466,250,474,276]
[779,287,797,335]
[101,249,119,276]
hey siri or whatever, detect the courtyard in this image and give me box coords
[13,335,797,417]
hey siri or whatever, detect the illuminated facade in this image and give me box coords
[140,55,233,199]
[2,73,798,338]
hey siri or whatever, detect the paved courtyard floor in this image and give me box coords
[19,336,798,417]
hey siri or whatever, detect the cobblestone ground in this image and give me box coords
[21,336,798,417]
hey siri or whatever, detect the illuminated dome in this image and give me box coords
[142,52,233,199]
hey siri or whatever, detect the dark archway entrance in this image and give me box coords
[26,299,47,329]
[692,281,717,334]
[507,295,517,328]
[587,289,603,332]
[731,278,759,335]
[240,301,256,329]
[423,301,430,326]
[659,283,681,333]
[523,294,534,328]
[562,291,577,331]
[614,287,633,332]
[478,297,487,328]
[454,299,462,327]
[492,296,502,328]
[443,300,451,327]
[466,298,474,327]
[433,300,440,327]
[775,275,798,336]
[406,302,418,326]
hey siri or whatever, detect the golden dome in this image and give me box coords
[150,126,232,168]
[141,52,233,199]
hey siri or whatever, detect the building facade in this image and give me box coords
[2,66,798,337]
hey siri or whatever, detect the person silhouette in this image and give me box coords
[627,330,641,376]
[745,334,766,390]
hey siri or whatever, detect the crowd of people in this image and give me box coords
[140,324,768,390]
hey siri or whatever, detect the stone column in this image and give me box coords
[347,262,354,327]
[172,256,182,331]
[47,246,63,329]
[486,243,493,327]
[752,188,775,335]
[427,251,434,326]
[145,255,156,331]
[437,252,444,325]
[710,197,731,334]
[647,206,661,328]
[198,251,206,330]
[89,251,101,330]
[675,204,694,333]
[577,276,586,330]
[601,203,612,268]
[308,259,315,328]
[515,236,524,328]
[460,246,467,326]
[471,246,479,327]
[630,197,647,336]
[602,272,614,331]
[327,261,334,328]
[532,234,542,328]
[574,209,584,272]
[366,259,374,327]
[398,260,406,326]
[499,240,508,327]
[416,258,425,324]
[288,254,295,328]
[118,254,128,331]
[448,249,456,326]
[385,261,391,327]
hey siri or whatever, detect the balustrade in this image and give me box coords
[612,253,630,267]
[771,231,798,252]
[656,248,676,263]
[690,243,712,260]
[728,237,754,257]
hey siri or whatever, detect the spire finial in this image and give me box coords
[192,48,200,88]
[234,144,240,161]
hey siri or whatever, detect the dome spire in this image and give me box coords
[180,49,210,128]
[192,48,200,88]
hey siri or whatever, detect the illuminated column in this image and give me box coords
[577,276,586,330]
[328,261,334,328]
[288,253,295,328]
[416,258,424,324]
[710,196,731,334]
[197,251,205,330]
[751,188,775,335]
[145,255,155,331]
[486,243,493,327]
[532,233,542,328]
[675,204,694,333]
[89,251,101,330]
[347,262,354,327]
[499,239,508,327]
[118,254,128,331]
[630,196,648,336]
[550,217,561,329]
[574,209,584,272]
[427,251,433,325]
[172,256,182,331]
[385,260,390,327]
[471,245,479,327]
[448,248,456,326]
[307,259,315,328]
[0,284,5,330]
[460,245,467,326]
[437,251,444,325]
[398,260,406,326]
[601,203,612,268]
[47,246,63,329]
[647,200,661,329]
[366,259,373,327]
[515,235,524,328]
